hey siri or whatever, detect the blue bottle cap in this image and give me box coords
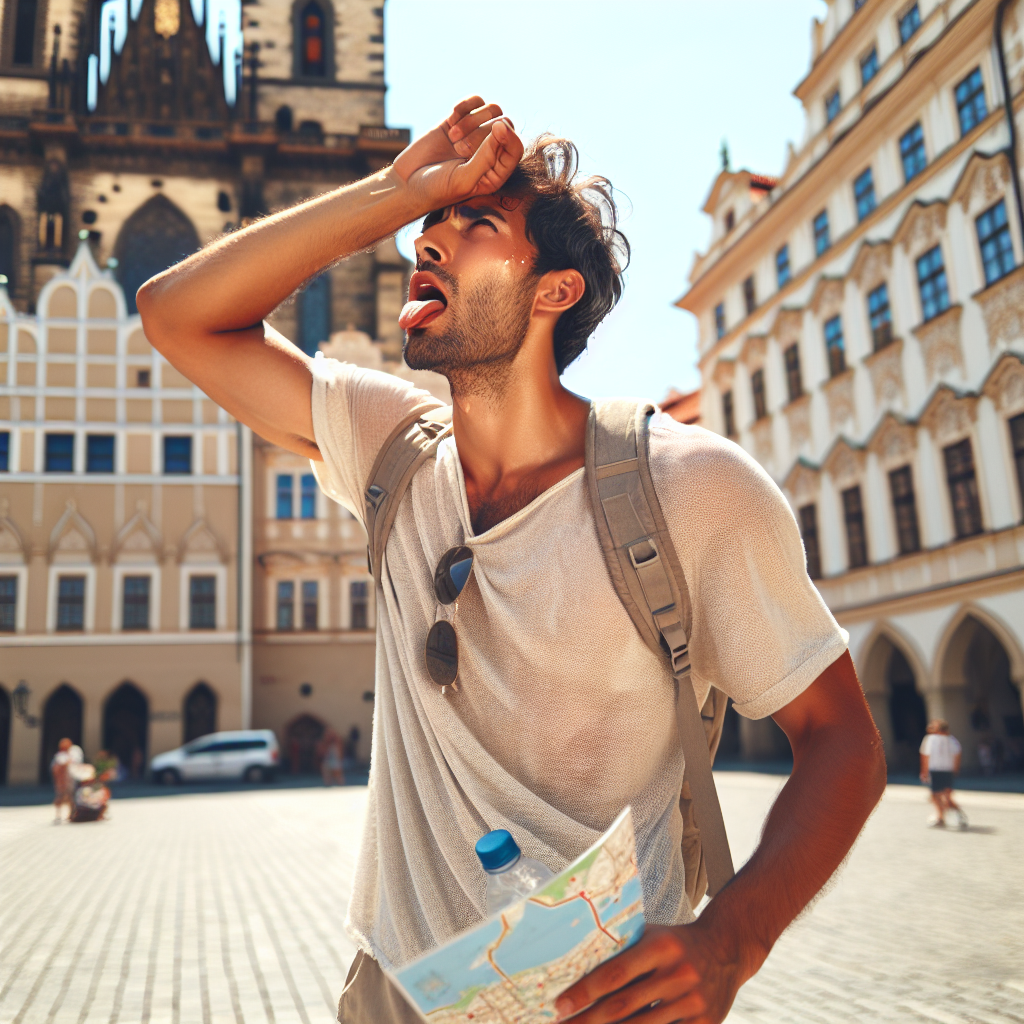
[475,829,520,873]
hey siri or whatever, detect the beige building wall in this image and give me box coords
[681,0,1024,771]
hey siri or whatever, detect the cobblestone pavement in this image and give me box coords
[0,775,1020,1024]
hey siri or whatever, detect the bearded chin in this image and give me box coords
[403,275,535,396]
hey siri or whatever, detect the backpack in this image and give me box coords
[363,397,735,905]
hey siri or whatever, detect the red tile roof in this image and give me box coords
[660,388,701,425]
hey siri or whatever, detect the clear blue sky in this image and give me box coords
[384,0,826,401]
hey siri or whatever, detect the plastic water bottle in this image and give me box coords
[476,829,555,916]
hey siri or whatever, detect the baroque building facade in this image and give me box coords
[681,0,1024,773]
[0,0,416,783]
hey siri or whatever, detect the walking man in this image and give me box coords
[138,98,887,1024]
[50,737,76,823]
[920,719,968,830]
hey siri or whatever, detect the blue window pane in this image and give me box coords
[899,4,920,44]
[900,123,926,182]
[189,575,216,629]
[122,575,150,630]
[277,580,294,631]
[955,68,987,136]
[825,89,841,124]
[860,48,878,87]
[45,433,74,472]
[868,283,893,350]
[163,436,192,474]
[916,246,950,321]
[0,431,8,472]
[0,575,18,631]
[824,316,846,377]
[814,210,830,257]
[854,168,876,222]
[300,473,317,519]
[976,200,1016,286]
[298,273,331,356]
[276,474,294,519]
[86,434,115,473]
[57,575,85,631]
[714,302,726,340]
[776,245,791,288]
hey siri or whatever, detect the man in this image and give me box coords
[920,719,967,830]
[139,98,886,1024]
[50,737,75,823]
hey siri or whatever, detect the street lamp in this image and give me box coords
[12,681,39,727]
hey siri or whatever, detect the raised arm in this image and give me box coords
[136,98,523,458]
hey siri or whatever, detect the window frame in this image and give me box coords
[714,302,726,340]
[111,566,160,632]
[975,200,1016,287]
[722,390,736,437]
[276,473,294,519]
[867,282,893,351]
[0,569,26,633]
[46,565,96,633]
[824,315,847,377]
[121,574,152,631]
[56,574,86,632]
[276,579,295,631]
[784,343,803,403]
[301,579,319,631]
[888,465,921,555]
[291,0,336,80]
[742,275,756,316]
[915,245,950,322]
[1010,412,1024,522]
[860,47,879,87]
[898,3,921,44]
[775,244,791,288]
[348,578,371,630]
[300,473,318,519]
[86,433,115,474]
[955,67,987,137]
[853,167,876,222]
[0,430,9,472]
[798,504,822,579]
[163,435,193,475]
[842,485,869,570]
[813,209,830,257]
[45,433,75,473]
[899,122,927,183]
[750,368,768,422]
[179,566,227,632]
[943,438,984,539]
[825,88,841,124]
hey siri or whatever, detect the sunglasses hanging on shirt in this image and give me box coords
[425,545,475,695]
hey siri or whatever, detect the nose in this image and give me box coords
[413,231,448,267]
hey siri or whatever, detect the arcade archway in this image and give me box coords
[39,684,83,783]
[861,633,927,772]
[183,682,217,743]
[103,682,149,779]
[286,714,325,774]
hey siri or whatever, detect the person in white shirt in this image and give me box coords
[919,720,967,830]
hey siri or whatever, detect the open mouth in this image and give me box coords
[400,272,449,331]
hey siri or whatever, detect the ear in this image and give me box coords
[533,269,585,315]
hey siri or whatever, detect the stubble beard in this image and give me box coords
[403,270,536,400]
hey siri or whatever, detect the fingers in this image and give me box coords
[557,965,702,1024]
[453,118,524,198]
[444,95,487,129]
[448,102,505,145]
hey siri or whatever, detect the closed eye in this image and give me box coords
[468,218,498,233]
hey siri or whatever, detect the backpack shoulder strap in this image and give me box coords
[586,398,735,898]
[364,404,453,582]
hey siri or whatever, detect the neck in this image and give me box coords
[447,324,590,529]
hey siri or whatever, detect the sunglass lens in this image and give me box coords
[425,620,459,687]
[434,545,474,605]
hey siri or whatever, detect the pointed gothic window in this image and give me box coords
[300,1,327,77]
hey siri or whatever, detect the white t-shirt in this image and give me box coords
[311,358,849,970]
[920,733,961,771]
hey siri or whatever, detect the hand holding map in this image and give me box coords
[388,807,645,1023]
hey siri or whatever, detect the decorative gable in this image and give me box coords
[849,241,892,292]
[981,352,1024,415]
[113,504,163,563]
[950,152,1011,214]
[918,386,978,446]
[893,200,948,256]
[866,412,917,465]
[821,437,865,488]
[49,501,97,564]
[783,458,821,504]
[179,519,224,564]
[808,276,844,320]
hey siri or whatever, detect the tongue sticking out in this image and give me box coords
[399,298,446,330]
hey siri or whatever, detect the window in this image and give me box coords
[722,390,736,437]
[57,575,85,631]
[276,580,294,630]
[297,272,331,355]
[784,344,803,403]
[916,246,950,321]
[163,436,192,474]
[86,434,114,473]
[1011,413,1024,517]
[824,315,846,377]
[751,369,767,421]
[724,209,735,233]
[860,47,879,87]
[775,245,791,288]
[976,200,1015,286]
[189,575,216,629]
[889,466,921,555]
[867,283,893,351]
[136,369,150,388]
[300,473,317,519]
[0,575,17,631]
[842,486,869,569]
[898,4,920,44]
[743,275,756,316]
[299,0,327,76]
[276,474,294,519]
[854,168,876,222]
[943,439,983,538]
[302,580,318,631]
[825,89,841,124]
[799,505,822,580]
[45,433,74,472]
[955,67,987,136]
[813,210,830,257]
[122,575,151,630]
[0,431,8,471]
[350,580,369,630]
[11,0,39,65]
[714,302,726,340]
[900,123,926,182]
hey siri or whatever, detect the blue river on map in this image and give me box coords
[395,875,645,1015]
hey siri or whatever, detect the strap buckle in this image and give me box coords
[365,483,387,512]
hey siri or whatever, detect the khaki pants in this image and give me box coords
[337,950,423,1024]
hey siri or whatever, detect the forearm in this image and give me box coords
[138,167,420,342]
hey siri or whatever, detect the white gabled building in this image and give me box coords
[679,0,1024,773]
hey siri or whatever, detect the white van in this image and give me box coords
[150,730,279,784]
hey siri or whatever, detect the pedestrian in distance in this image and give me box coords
[138,97,888,1024]
[50,737,75,823]
[920,719,968,830]
[321,729,345,787]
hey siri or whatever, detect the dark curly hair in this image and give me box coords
[499,136,629,374]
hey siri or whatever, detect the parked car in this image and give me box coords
[150,730,279,784]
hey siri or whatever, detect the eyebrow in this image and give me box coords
[454,203,507,224]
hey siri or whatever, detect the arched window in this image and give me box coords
[0,205,18,292]
[183,682,218,743]
[293,0,333,79]
[113,195,200,315]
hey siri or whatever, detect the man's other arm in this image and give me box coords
[555,651,886,1024]
[136,98,521,458]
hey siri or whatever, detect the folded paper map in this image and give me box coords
[387,807,645,1024]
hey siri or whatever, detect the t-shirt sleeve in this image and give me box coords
[950,736,962,757]
[309,354,444,525]
[919,735,932,756]
[650,417,849,720]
